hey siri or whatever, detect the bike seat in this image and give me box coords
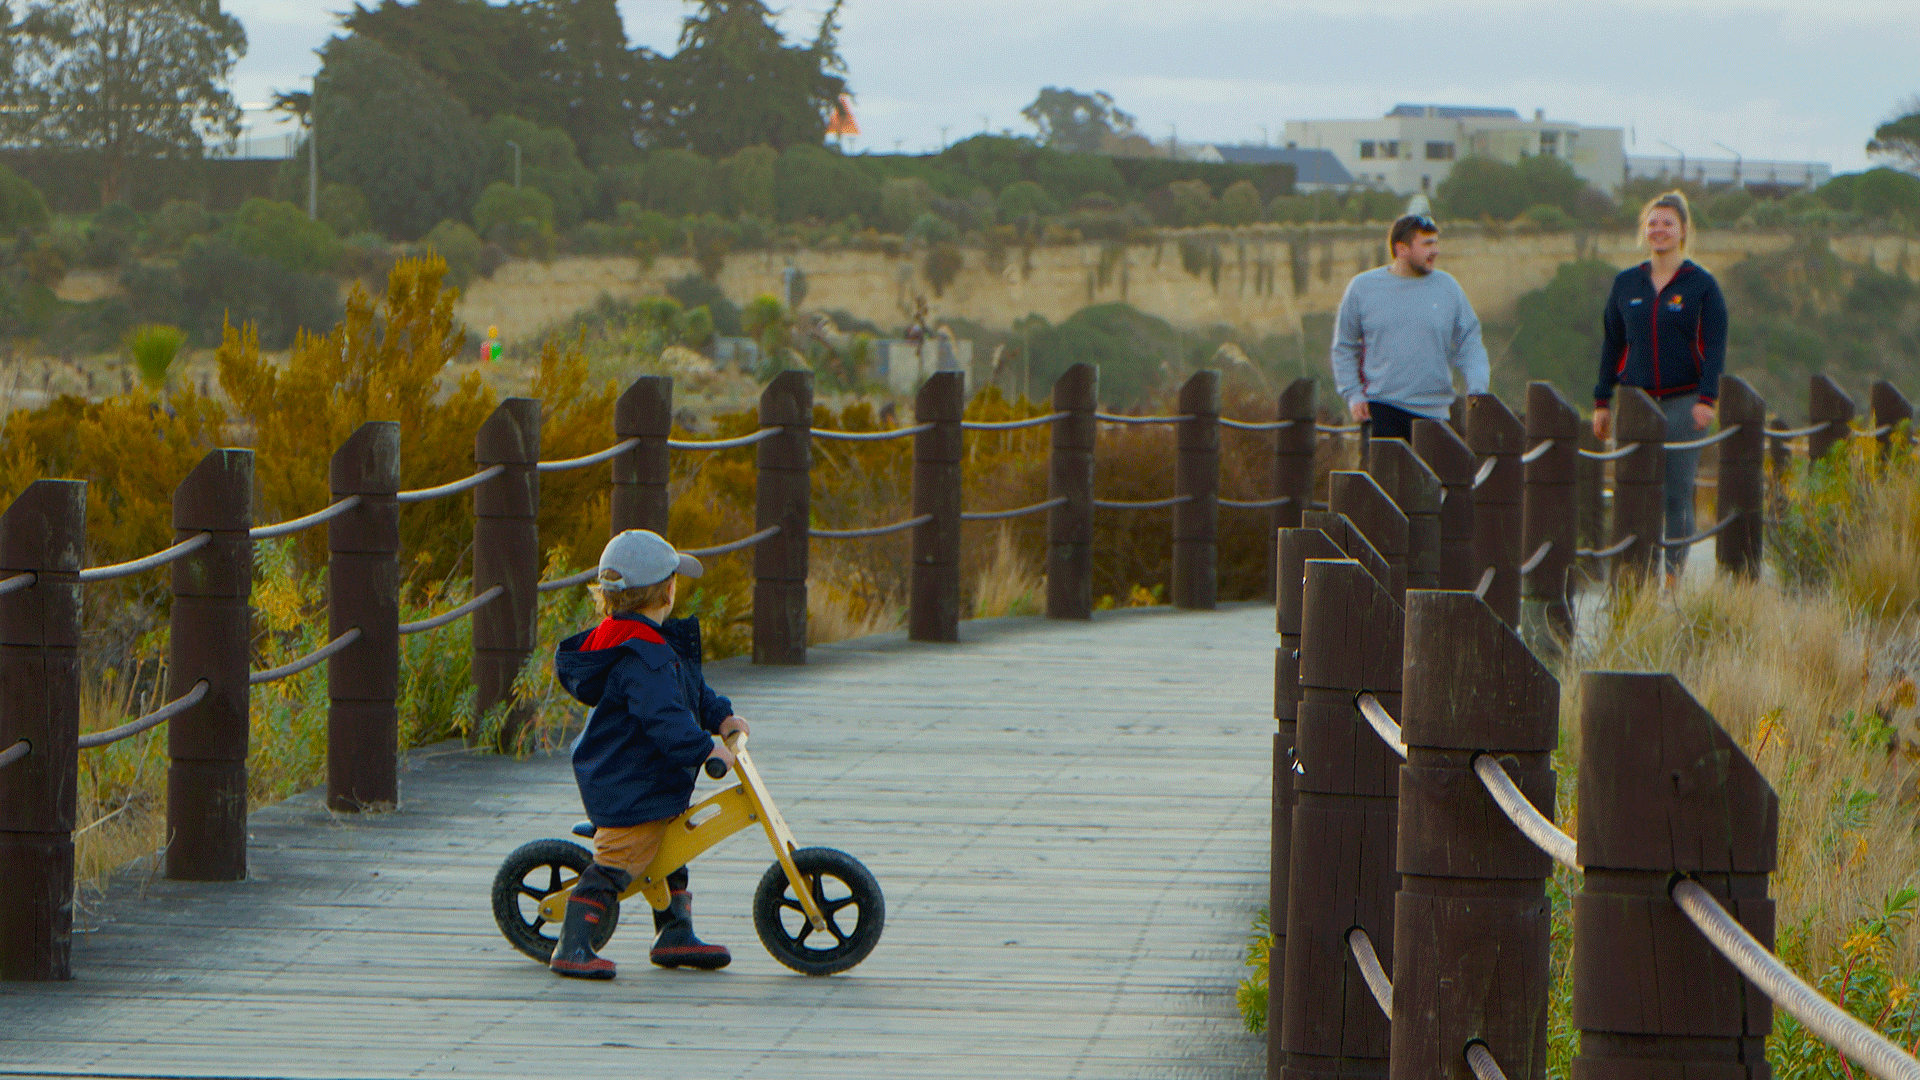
[571,820,595,839]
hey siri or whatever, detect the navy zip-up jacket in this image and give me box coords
[555,613,732,827]
[1594,260,1728,407]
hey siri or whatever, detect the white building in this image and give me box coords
[1282,105,1627,197]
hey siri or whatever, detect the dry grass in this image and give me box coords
[972,526,1045,618]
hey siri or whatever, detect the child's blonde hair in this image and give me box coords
[590,569,674,618]
[1639,189,1691,253]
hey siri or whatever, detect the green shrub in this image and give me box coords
[775,144,879,223]
[423,220,484,288]
[473,182,556,256]
[723,145,778,219]
[1817,168,1920,223]
[163,236,341,348]
[227,197,343,273]
[905,212,958,245]
[482,114,598,228]
[0,164,50,234]
[1167,179,1218,227]
[665,274,742,336]
[997,179,1058,222]
[84,203,140,268]
[880,176,935,233]
[1519,203,1577,232]
[148,200,212,251]
[643,148,722,217]
[1438,153,1587,221]
[123,324,186,387]
[1219,180,1263,226]
[318,183,372,237]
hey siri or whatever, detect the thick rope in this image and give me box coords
[668,427,782,451]
[395,465,506,504]
[811,514,934,540]
[535,438,641,472]
[811,424,934,441]
[1356,693,1408,759]
[77,681,210,749]
[961,497,1068,522]
[249,496,364,540]
[960,412,1070,431]
[399,585,505,635]
[1474,755,1579,868]
[250,628,362,685]
[1348,927,1394,1019]
[78,533,212,582]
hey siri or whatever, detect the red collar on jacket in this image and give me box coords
[581,615,665,651]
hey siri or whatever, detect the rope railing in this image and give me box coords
[811,514,933,540]
[395,465,506,504]
[1219,495,1294,510]
[1664,510,1739,548]
[77,532,212,583]
[1521,440,1553,464]
[249,496,363,540]
[399,585,505,635]
[1474,566,1496,599]
[1465,1043,1509,1080]
[1348,927,1394,1019]
[1473,458,1498,489]
[1093,494,1194,510]
[1317,422,1363,434]
[1767,421,1833,440]
[535,438,641,473]
[1356,692,1408,759]
[811,423,934,441]
[1520,540,1553,576]
[1220,417,1301,432]
[538,568,598,593]
[668,427,783,451]
[960,412,1069,431]
[1474,754,1579,869]
[0,571,37,596]
[1579,443,1642,462]
[77,680,210,750]
[249,628,362,686]
[1673,879,1920,1080]
[1854,424,1896,439]
[1665,424,1743,451]
[687,525,784,557]
[1576,535,1636,560]
[0,739,28,769]
[961,497,1068,522]
[1095,412,1193,425]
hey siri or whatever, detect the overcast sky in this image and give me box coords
[224,0,1918,174]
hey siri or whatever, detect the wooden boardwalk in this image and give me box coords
[2,605,1275,1080]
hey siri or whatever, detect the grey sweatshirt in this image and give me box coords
[1329,267,1490,419]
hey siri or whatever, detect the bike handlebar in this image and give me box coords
[704,730,747,778]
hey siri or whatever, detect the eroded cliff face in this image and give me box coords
[457,227,1919,346]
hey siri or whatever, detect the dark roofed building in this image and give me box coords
[1209,146,1354,192]
[1385,104,1522,120]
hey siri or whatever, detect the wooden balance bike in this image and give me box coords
[490,732,884,976]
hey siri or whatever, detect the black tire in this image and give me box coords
[752,847,884,976]
[491,838,619,963]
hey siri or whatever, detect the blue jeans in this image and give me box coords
[1660,394,1702,573]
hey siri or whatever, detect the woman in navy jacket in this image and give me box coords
[1592,190,1727,578]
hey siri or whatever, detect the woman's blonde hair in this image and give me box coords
[589,568,675,618]
[1639,190,1691,252]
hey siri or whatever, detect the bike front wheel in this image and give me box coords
[752,847,884,976]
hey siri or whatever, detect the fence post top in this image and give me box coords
[1613,386,1665,437]
[0,479,87,572]
[1277,376,1315,419]
[173,449,254,531]
[1872,379,1912,421]
[1329,470,1409,550]
[1717,374,1766,421]
[330,422,401,493]
[1401,590,1558,752]
[1809,373,1855,420]
[759,369,815,426]
[1303,508,1393,593]
[916,370,965,420]
[1300,556,1404,692]
[1178,368,1220,415]
[1525,382,1581,438]
[1467,392,1526,453]
[1053,362,1098,400]
[1364,439,1442,512]
[615,375,673,437]
[1412,415,1474,473]
[477,398,541,463]
[1576,670,1779,874]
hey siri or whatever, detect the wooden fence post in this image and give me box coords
[1413,419,1476,590]
[1367,439,1443,591]
[754,370,813,664]
[1174,369,1220,610]
[612,375,672,535]
[167,449,253,881]
[1047,363,1097,620]
[1611,388,1665,578]
[1272,524,1347,1073]
[1393,589,1560,1080]
[910,371,963,642]
[1574,673,1777,1080]
[474,399,540,745]
[1331,471,1409,603]
[0,480,85,981]
[1272,378,1317,590]
[1873,379,1912,454]
[1468,394,1524,625]
[1576,426,1606,555]
[1523,383,1579,641]
[1808,374,1854,465]
[328,422,401,812]
[1283,556,1403,1080]
[1716,377,1767,579]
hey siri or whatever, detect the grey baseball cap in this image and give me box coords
[597,530,703,589]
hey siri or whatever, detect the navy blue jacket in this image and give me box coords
[556,613,733,827]
[1595,260,1728,406]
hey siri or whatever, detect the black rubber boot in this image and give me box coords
[549,863,629,979]
[650,889,731,970]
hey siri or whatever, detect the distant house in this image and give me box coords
[1283,104,1627,197]
[1207,146,1354,193]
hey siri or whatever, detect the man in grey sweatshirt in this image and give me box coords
[1329,214,1490,440]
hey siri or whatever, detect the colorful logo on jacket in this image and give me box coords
[1666,296,1684,312]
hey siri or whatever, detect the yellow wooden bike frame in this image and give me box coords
[535,733,828,934]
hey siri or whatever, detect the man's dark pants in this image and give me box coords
[1364,400,1426,441]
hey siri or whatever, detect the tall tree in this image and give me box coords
[1021,88,1136,154]
[1868,97,1920,173]
[9,0,245,206]
[653,0,847,157]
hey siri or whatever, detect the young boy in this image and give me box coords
[549,529,748,979]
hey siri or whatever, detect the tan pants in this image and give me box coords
[592,818,672,878]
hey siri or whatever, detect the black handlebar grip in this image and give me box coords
[704,756,729,779]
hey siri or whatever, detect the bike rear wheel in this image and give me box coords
[491,838,620,963]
